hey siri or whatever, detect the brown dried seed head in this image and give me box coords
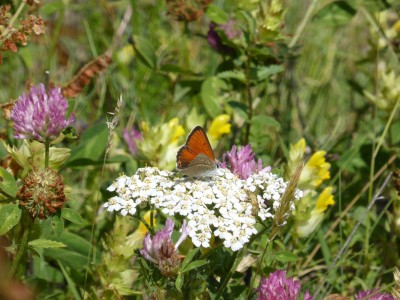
[18,167,66,220]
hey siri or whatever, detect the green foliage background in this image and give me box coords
[0,0,400,299]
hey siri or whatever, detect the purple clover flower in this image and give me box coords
[207,22,235,55]
[355,289,395,300]
[11,83,74,142]
[219,18,242,40]
[257,270,313,300]
[220,144,271,180]
[140,218,189,276]
[122,126,142,155]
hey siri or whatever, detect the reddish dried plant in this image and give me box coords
[0,4,45,64]
[18,167,66,220]
[61,53,112,98]
[166,0,212,22]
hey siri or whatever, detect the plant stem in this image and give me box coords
[0,2,26,42]
[244,51,252,145]
[8,217,32,279]
[215,249,243,300]
[44,139,50,168]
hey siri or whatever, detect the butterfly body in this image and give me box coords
[176,126,216,177]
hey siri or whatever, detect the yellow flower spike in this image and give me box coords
[137,210,157,236]
[289,138,306,163]
[207,114,231,140]
[394,20,400,33]
[315,187,335,213]
[286,138,306,179]
[140,121,149,133]
[168,118,185,143]
[300,150,331,188]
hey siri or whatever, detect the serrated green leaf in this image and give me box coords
[61,208,83,224]
[274,251,298,263]
[206,4,228,24]
[181,259,208,273]
[0,167,17,197]
[0,204,22,235]
[175,273,184,292]
[29,239,66,248]
[132,35,157,69]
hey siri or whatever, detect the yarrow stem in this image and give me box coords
[8,215,33,279]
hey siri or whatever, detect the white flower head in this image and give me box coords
[104,167,303,251]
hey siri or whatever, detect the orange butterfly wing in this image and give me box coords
[176,126,215,169]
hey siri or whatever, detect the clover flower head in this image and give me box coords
[104,165,302,251]
[219,18,242,40]
[220,144,271,180]
[256,270,313,300]
[122,126,142,155]
[11,83,74,142]
[355,289,395,300]
[140,218,188,276]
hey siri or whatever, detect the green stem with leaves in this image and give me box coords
[8,216,33,278]
[215,249,244,300]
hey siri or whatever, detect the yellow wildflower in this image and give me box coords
[169,118,185,142]
[137,118,184,170]
[315,187,335,213]
[137,210,157,236]
[294,188,334,237]
[300,150,330,189]
[207,114,231,140]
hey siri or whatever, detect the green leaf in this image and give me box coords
[313,1,356,27]
[200,77,228,118]
[131,35,157,69]
[0,204,22,235]
[66,123,108,167]
[206,4,228,24]
[217,70,246,83]
[61,208,83,224]
[251,115,281,131]
[44,248,88,270]
[274,251,298,263]
[58,261,82,300]
[180,248,199,270]
[256,65,284,81]
[29,239,66,248]
[181,259,208,273]
[175,273,184,292]
[51,214,64,237]
[317,230,331,265]
[0,167,18,197]
[228,101,248,121]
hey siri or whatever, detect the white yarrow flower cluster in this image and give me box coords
[104,167,303,251]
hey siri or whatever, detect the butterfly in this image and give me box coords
[176,126,217,177]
